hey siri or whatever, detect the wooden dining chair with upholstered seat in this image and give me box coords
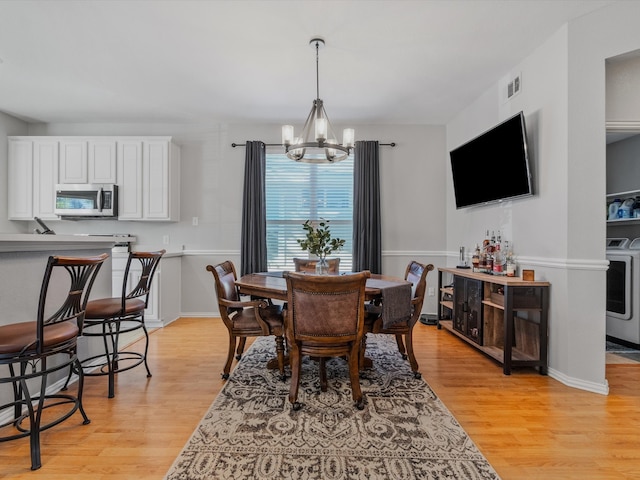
[206,261,286,380]
[293,257,340,274]
[0,253,107,470]
[283,270,370,411]
[361,261,434,378]
[74,250,165,398]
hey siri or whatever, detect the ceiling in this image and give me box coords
[0,0,617,126]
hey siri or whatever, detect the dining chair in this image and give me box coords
[0,253,107,470]
[74,250,165,398]
[293,257,340,274]
[361,261,434,378]
[206,261,286,380]
[284,270,370,411]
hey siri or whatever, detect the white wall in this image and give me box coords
[445,2,640,395]
[26,122,447,316]
[607,53,640,122]
[0,111,29,233]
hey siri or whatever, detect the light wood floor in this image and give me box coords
[1,317,639,479]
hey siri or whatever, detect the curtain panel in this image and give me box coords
[240,141,267,276]
[353,140,382,274]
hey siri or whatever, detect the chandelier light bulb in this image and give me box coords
[315,117,327,142]
[282,125,294,146]
[343,128,355,148]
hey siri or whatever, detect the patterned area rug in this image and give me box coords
[164,334,501,480]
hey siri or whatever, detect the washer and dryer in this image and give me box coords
[606,237,640,348]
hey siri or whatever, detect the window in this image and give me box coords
[265,153,353,271]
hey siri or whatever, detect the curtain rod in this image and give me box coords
[231,142,396,148]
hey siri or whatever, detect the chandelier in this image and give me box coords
[281,38,355,163]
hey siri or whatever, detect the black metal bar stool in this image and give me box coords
[73,250,164,398]
[0,253,107,470]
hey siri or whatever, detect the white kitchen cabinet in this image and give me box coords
[59,139,88,184]
[117,140,144,220]
[7,135,180,223]
[60,138,117,185]
[88,139,117,184]
[118,137,180,222]
[8,138,59,220]
[143,138,181,221]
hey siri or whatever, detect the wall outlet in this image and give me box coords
[192,216,199,226]
[163,235,170,245]
[428,287,435,296]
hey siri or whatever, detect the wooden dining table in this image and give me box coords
[235,271,411,302]
[235,271,411,371]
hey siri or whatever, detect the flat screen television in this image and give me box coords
[450,111,533,209]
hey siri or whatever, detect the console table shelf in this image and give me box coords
[437,267,549,375]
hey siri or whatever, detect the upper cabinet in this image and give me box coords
[116,137,180,222]
[142,138,180,221]
[8,138,59,220]
[117,139,144,220]
[8,136,180,222]
[88,139,117,184]
[59,139,88,183]
[59,138,117,184]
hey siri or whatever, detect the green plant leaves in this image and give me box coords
[297,219,345,258]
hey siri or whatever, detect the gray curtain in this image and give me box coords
[353,140,382,274]
[240,141,267,276]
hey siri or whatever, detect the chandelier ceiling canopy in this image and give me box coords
[282,38,355,164]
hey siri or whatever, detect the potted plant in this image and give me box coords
[297,219,345,274]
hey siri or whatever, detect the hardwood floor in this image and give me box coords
[1,317,640,479]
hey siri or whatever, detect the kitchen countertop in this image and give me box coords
[0,234,137,253]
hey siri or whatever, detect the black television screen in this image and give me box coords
[450,111,532,209]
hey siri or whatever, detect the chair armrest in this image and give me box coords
[218,298,268,309]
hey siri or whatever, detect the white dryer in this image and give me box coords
[606,237,640,348]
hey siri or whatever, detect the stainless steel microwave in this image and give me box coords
[55,184,118,218]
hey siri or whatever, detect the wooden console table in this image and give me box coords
[437,267,549,375]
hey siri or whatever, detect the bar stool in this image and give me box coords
[75,250,164,398]
[0,253,107,470]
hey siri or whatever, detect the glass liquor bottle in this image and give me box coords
[505,241,516,277]
[472,244,481,272]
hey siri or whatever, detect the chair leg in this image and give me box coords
[359,334,366,371]
[396,334,407,359]
[405,331,420,377]
[222,334,236,379]
[102,322,117,399]
[319,358,328,392]
[30,375,44,470]
[348,346,365,410]
[74,355,91,425]
[288,345,302,410]
[141,321,153,378]
[102,321,120,398]
[275,335,286,381]
[236,337,247,360]
[61,362,73,391]
[359,333,373,370]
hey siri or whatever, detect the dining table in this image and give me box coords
[235,271,412,370]
[235,271,411,302]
